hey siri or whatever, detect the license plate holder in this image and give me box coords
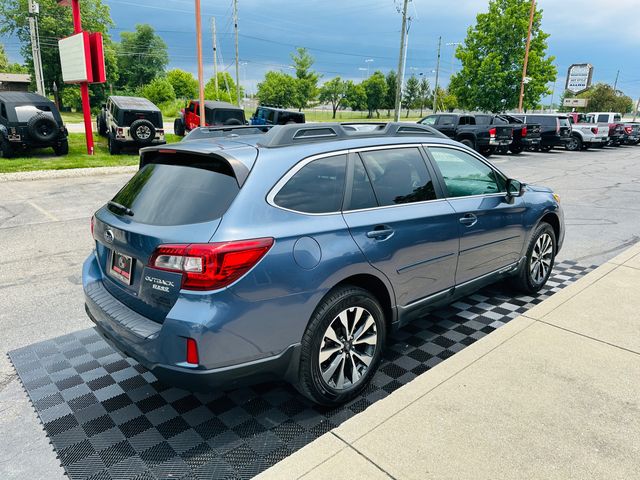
[109,250,134,285]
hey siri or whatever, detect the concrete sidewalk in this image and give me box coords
[258,243,640,480]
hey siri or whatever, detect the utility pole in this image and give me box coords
[195,0,205,126]
[393,0,409,122]
[613,70,620,91]
[233,0,241,106]
[518,0,536,112]
[212,17,218,92]
[432,36,442,113]
[27,0,45,96]
[549,78,557,112]
[632,98,640,122]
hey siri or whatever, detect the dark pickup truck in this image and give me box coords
[418,113,513,156]
[512,114,571,151]
[475,114,541,154]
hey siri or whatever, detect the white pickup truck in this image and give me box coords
[565,112,609,150]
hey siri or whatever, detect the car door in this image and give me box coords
[436,115,458,139]
[342,146,460,308]
[186,102,198,130]
[426,145,528,285]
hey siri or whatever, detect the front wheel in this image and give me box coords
[174,117,185,136]
[513,222,556,294]
[53,139,69,156]
[296,286,387,406]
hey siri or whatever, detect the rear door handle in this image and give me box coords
[366,227,394,240]
[459,213,478,227]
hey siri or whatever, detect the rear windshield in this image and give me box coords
[13,104,59,123]
[108,163,238,225]
[122,110,162,128]
[206,108,245,125]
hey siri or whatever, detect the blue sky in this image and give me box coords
[3,0,640,101]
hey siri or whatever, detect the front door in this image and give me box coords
[342,147,460,308]
[426,145,528,284]
[185,102,199,130]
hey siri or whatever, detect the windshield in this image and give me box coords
[14,104,57,123]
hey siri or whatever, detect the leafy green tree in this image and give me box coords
[256,71,297,108]
[166,69,198,100]
[418,77,431,116]
[384,70,398,116]
[117,24,168,89]
[402,75,420,117]
[204,72,243,104]
[319,77,349,118]
[0,43,27,73]
[449,0,556,112]
[291,48,319,111]
[345,80,367,111]
[141,77,175,105]
[441,88,459,112]
[577,83,634,113]
[0,0,116,108]
[362,71,388,118]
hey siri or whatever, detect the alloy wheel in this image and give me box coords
[137,125,151,140]
[530,233,553,284]
[318,306,377,390]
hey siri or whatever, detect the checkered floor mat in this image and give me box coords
[8,261,594,480]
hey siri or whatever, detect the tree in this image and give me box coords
[117,24,168,89]
[204,72,243,104]
[141,77,175,105]
[166,69,198,100]
[256,71,297,108]
[449,0,556,112]
[417,77,431,116]
[345,81,367,111]
[384,70,398,116]
[0,43,26,73]
[319,77,349,118]
[0,0,116,108]
[362,71,387,118]
[576,83,634,113]
[291,48,319,111]
[402,75,420,117]
[441,88,459,112]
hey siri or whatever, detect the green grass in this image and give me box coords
[59,111,88,124]
[0,133,182,174]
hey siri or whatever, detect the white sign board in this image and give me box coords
[563,98,588,107]
[565,64,593,94]
[58,32,90,83]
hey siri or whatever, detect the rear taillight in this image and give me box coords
[624,126,632,134]
[489,127,496,137]
[521,126,527,137]
[186,338,199,364]
[148,238,274,290]
[591,127,598,134]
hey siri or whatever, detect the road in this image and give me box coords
[1,145,639,478]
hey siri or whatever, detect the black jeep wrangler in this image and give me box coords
[97,96,165,154]
[250,105,305,126]
[0,91,68,158]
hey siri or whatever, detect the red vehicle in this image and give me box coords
[174,100,246,136]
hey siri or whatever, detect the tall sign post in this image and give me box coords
[57,0,105,155]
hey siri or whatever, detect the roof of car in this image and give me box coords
[110,96,160,111]
[257,105,303,114]
[199,100,243,110]
[0,91,52,104]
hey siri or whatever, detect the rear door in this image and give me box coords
[342,146,459,307]
[426,145,527,285]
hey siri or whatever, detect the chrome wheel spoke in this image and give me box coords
[351,349,373,367]
[323,324,342,347]
[354,315,375,342]
[335,355,346,389]
[354,333,377,346]
[319,345,342,364]
[321,353,344,385]
[349,355,361,383]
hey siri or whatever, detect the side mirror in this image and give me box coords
[506,179,524,198]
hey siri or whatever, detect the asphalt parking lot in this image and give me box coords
[1,145,639,479]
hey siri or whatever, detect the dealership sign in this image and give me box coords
[58,31,106,84]
[565,64,593,94]
[563,98,588,108]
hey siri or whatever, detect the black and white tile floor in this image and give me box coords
[8,261,595,480]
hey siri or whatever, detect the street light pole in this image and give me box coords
[233,0,241,106]
[518,0,536,112]
[433,36,442,113]
[393,0,409,122]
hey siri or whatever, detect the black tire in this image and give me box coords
[509,144,524,154]
[129,119,156,145]
[27,114,59,143]
[565,134,582,151]
[497,146,509,155]
[53,139,69,156]
[513,222,556,294]
[108,136,121,155]
[540,145,552,152]
[97,113,108,136]
[459,138,475,150]
[174,117,185,136]
[0,137,13,158]
[296,286,387,406]
[480,146,495,157]
[223,118,242,126]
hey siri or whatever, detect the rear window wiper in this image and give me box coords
[108,201,134,217]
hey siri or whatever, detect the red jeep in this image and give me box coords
[174,100,246,136]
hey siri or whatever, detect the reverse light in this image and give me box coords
[521,126,527,137]
[149,238,274,290]
[186,338,199,364]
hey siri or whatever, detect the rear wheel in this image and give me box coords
[459,138,475,150]
[480,146,495,157]
[509,144,524,154]
[108,136,121,155]
[296,286,386,406]
[513,222,556,294]
[97,113,108,136]
[540,145,552,152]
[174,117,185,136]
[565,134,582,151]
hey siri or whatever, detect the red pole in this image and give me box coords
[71,0,94,155]
[195,0,205,127]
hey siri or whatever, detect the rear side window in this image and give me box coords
[347,157,378,210]
[109,163,238,226]
[359,148,436,206]
[558,117,570,127]
[614,114,622,122]
[274,154,347,213]
[438,115,456,125]
[597,114,609,123]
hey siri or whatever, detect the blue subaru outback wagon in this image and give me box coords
[83,123,564,406]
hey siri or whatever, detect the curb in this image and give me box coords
[0,165,138,182]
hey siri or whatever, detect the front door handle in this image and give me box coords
[459,213,478,227]
[366,227,394,240]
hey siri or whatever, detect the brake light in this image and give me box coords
[591,127,598,134]
[148,238,274,290]
[521,126,527,137]
[489,127,496,137]
[186,338,199,364]
[624,126,632,134]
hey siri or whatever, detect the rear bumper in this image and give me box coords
[489,138,511,146]
[520,137,540,146]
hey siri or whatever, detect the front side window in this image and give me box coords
[429,147,505,198]
[359,148,436,206]
[438,115,456,126]
[274,154,347,213]
[419,116,437,125]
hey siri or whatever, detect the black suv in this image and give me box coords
[0,91,68,158]
[250,105,305,126]
[475,114,542,154]
[512,114,571,152]
[97,96,165,154]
